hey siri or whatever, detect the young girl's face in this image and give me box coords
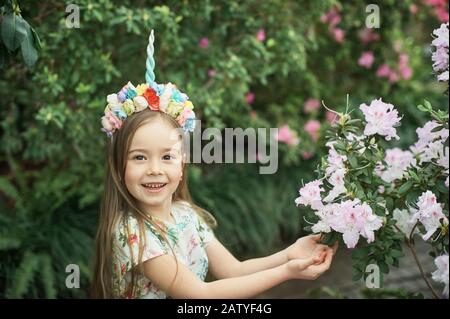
[125,117,183,214]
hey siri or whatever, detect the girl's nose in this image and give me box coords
[146,159,163,175]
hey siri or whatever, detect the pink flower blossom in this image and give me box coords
[256,28,266,42]
[432,254,449,297]
[199,37,209,48]
[431,23,449,81]
[325,200,383,248]
[388,71,400,83]
[326,111,338,124]
[245,92,255,104]
[398,53,413,80]
[411,191,448,241]
[304,98,321,113]
[331,28,345,43]
[304,120,321,141]
[376,148,415,183]
[208,69,216,78]
[376,64,393,77]
[359,98,402,141]
[295,180,324,210]
[323,168,347,202]
[359,28,380,44]
[409,4,419,14]
[410,120,449,164]
[435,6,449,22]
[325,143,347,176]
[275,125,299,146]
[358,51,375,68]
[302,151,314,160]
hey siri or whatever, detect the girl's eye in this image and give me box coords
[162,154,173,160]
[134,155,146,161]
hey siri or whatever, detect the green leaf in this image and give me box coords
[348,156,358,168]
[0,176,19,200]
[390,249,404,258]
[30,26,42,51]
[1,13,28,51]
[417,104,428,112]
[398,181,413,195]
[378,261,389,274]
[406,189,421,204]
[385,197,394,212]
[20,23,38,68]
[351,247,369,260]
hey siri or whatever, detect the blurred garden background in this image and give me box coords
[0,0,448,298]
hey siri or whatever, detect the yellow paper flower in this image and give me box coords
[136,84,149,95]
[167,101,184,118]
[122,99,136,116]
[184,100,194,110]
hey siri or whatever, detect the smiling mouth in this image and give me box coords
[142,183,167,190]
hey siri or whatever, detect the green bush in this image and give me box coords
[0,0,448,297]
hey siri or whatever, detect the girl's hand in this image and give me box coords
[285,247,335,280]
[286,234,335,261]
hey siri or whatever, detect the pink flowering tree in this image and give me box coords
[296,24,449,298]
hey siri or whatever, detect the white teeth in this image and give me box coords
[143,183,165,189]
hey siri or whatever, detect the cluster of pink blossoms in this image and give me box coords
[410,120,449,187]
[376,148,415,183]
[411,191,448,241]
[359,98,402,141]
[295,182,384,248]
[432,254,449,297]
[431,23,449,82]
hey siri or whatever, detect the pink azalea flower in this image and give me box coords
[359,28,380,44]
[295,180,324,210]
[304,120,321,141]
[331,28,345,43]
[275,125,299,146]
[302,151,314,160]
[325,200,383,248]
[359,98,401,141]
[376,148,415,183]
[208,69,216,78]
[411,191,448,241]
[435,6,449,22]
[245,92,255,104]
[376,64,393,77]
[358,51,375,68]
[326,111,338,124]
[304,98,321,113]
[256,28,266,42]
[325,143,347,176]
[398,53,413,80]
[323,168,347,202]
[432,254,449,297]
[388,71,400,83]
[199,37,209,49]
[409,4,419,14]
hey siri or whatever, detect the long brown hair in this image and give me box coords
[91,109,216,298]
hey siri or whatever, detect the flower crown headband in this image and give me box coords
[100,30,196,138]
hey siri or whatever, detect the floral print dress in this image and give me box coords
[111,201,215,298]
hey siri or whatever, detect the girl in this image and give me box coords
[91,102,336,299]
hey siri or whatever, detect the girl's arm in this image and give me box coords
[142,249,329,299]
[206,236,329,279]
[206,238,288,278]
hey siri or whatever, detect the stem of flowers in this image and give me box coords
[405,239,440,299]
[395,224,440,299]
